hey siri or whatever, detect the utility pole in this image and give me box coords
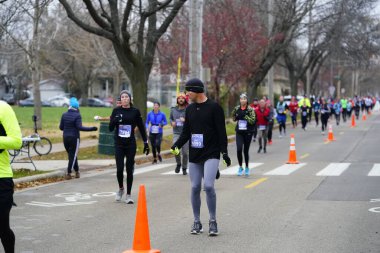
[189,0,204,87]
[267,0,274,103]
[306,6,312,96]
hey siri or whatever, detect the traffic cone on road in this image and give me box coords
[123,185,160,253]
[351,114,356,127]
[325,124,336,142]
[362,111,367,121]
[286,134,299,164]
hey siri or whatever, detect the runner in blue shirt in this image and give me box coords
[146,102,167,163]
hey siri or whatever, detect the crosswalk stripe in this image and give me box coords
[220,163,263,175]
[316,163,350,176]
[368,164,380,176]
[112,163,176,176]
[264,163,306,176]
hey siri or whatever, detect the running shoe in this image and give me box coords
[175,164,181,173]
[75,171,80,178]
[152,159,157,164]
[257,147,262,153]
[183,169,187,175]
[244,167,250,176]
[279,134,283,138]
[115,188,124,202]
[65,173,72,180]
[125,195,134,204]
[253,138,256,142]
[208,220,219,236]
[237,167,243,176]
[263,148,267,153]
[268,140,273,145]
[216,170,220,180]
[191,221,203,235]
[158,154,162,162]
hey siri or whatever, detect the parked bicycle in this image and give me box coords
[8,115,52,157]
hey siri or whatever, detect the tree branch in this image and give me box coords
[82,0,112,31]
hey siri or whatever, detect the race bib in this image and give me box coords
[175,119,183,127]
[258,125,266,130]
[278,109,284,114]
[238,120,248,130]
[289,112,293,117]
[302,111,307,117]
[191,134,204,148]
[151,125,160,134]
[118,125,131,138]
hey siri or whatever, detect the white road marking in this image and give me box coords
[368,164,380,176]
[264,163,307,176]
[112,163,176,176]
[316,163,350,176]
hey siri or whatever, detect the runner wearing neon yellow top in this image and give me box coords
[340,98,348,122]
[0,101,22,178]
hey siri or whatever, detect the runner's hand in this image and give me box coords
[143,143,150,155]
[222,153,231,167]
[170,145,180,156]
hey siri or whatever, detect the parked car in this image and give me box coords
[48,95,70,107]
[19,98,51,107]
[79,97,112,107]
[2,93,16,105]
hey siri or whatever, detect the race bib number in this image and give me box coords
[151,125,160,134]
[302,111,307,117]
[191,134,204,148]
[278,109,284,114]
[118,125,131,138]
[258,125,266,130]
[175,119,183,127]
[335,111,340,115]
[238,120,248,130]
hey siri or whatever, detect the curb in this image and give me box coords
[14,170,65,184]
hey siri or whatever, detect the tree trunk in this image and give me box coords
[129,65,148,121]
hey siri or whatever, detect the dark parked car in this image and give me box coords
[2,93,16,105]
[19,98,51,107]
[79,98,112,107]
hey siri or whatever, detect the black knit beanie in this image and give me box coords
[120,90,133,105]
[185,78,204,93]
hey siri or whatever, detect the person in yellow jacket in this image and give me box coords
[0,101,22,253]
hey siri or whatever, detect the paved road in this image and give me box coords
[11,113,380,253]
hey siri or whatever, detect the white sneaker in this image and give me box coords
[115,188,124,201]
[279,134,283,138]
[125,195,134,204]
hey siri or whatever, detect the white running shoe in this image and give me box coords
[125,195,134,204]
[115,188,124,201]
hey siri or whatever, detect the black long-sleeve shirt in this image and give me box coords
[109,106,147,147]
[174,99,228,163]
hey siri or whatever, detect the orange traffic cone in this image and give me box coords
[362,111,367,121]
[351,114,356,127]
[286,134,299,164]
[123,185,160,253]
[325,124,336,142]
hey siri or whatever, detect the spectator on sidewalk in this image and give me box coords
[0,100,22,253]
[59,97,98,179]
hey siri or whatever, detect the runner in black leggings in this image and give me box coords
[320,98,330,134]
[232,93,256,176]
[0,101,22,253]
[109,90,149,204]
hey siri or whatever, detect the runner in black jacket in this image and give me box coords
[171,78,231,236]
[109,90,149,204]
[59,97,98,179]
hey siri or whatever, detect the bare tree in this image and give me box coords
[59,0,187,118]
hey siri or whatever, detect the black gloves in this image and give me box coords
[222,153,231,167]
[143,142,150,155]
[113,114,122,124]
[91,126,98,131]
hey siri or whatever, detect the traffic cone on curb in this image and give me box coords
[286,134,299,164]
[123,185,160,253]
[325,124,336,142]
[362,111,367,121]
[351,114,356,127]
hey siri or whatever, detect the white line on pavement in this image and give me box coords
[316,163,350,176]
[112,163,176,176]
[220,163,263,175]
[368,164,380,176]
[264,163,307,176]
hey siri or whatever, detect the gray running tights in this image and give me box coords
[189,159,219,222]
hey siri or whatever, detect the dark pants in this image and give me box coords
[267,121,274,141]
[342,108,347,122]
[63,136,79,174]
[301,116,308,129]
[236,132,253,167]
[321,114,329,131]
[291,112,297,127]
[115,144,136,195]
[314,112,319,125]
[149,133,163,159]
[252,124,257,140]
[0,178,15,253]
[335,113,340,125]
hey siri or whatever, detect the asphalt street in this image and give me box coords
[10,113,380,253]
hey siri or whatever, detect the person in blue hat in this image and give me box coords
[59,97,98,179]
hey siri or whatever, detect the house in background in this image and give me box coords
[27,79,66,100]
